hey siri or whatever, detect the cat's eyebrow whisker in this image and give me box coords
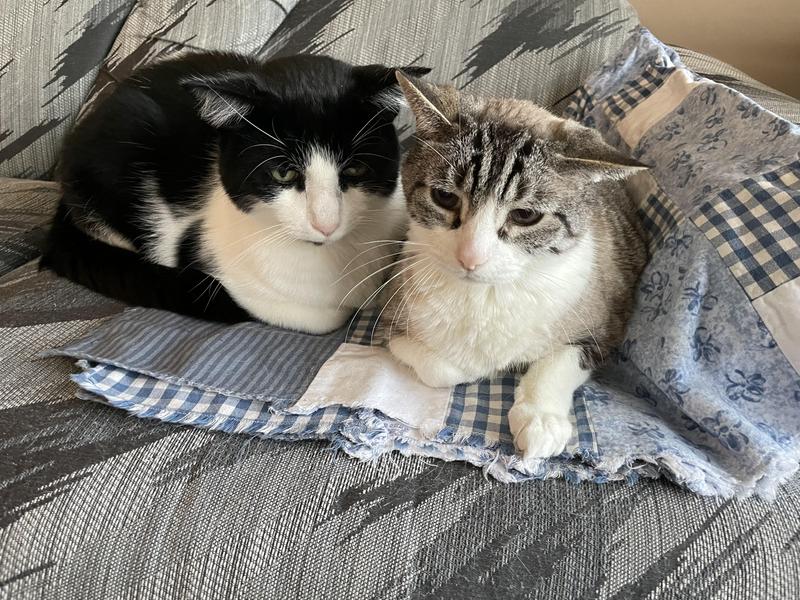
[354,118,394,143]
[242,155,285,184]
[350,152,392,161]
[238,143,287,156]
[413,135,457,171]
[352,122,396,150]
[351,107,388,145]
[203,85,286,147]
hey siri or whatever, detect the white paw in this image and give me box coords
[508,404,574,460]
[388,337,473,388]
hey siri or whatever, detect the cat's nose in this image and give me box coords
[458,257,484,271]
[457,245,487,271]
[311,219,339,237]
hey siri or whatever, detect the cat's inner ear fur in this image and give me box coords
[556,155,648,182]
[395,72,458,138]
[552,119,648,182]
[352,64,433,118]
[181,71,266,128]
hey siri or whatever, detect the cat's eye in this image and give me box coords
[509,208,543,226]
[270,168,299,184]
[343,164,368,177]
[430,188,460,210]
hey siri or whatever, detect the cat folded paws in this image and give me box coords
[388,336,474,388]
[508,404,574,460]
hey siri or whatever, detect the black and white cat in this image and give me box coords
[42,52,429,333]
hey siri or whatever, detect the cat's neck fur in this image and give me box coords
[400,224,596,377]
[203,181,406,333]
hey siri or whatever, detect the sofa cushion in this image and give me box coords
[0,0,135,179]
[79,0,639,118]
[0,178,59,276]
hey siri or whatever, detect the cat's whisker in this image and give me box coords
[228,229,292,267]
[405,268,441,339]
[359,239,432,247]
[337,258,413,309]
[351,108,388,145]
[388,263,434,339]
[370,262,429,346]
[333,252,418,286]
[344,257,430,339]
[339,241,403,272]
[212,223,286,252]
[413,136,456,171]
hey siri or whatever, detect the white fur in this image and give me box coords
[140,179,200,268]
[303,148,343,237]
[85,222,136,252]
[509,345,589,460]
[201,175,406,333]
[388,217,596,458]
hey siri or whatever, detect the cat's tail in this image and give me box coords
[40,203,251,323]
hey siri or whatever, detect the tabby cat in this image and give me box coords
[381,73,648,460]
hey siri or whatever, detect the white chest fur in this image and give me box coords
[406,235,595,375]
[201,184,406,333]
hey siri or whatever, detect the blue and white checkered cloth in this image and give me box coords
[49,29,800,498]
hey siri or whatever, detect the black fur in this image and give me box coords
[42,51,430,322]
[42,205,250,322]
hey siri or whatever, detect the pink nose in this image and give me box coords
[457,248,487,271]
[311,220,339,237]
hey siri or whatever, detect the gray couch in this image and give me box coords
[2,1,800,598]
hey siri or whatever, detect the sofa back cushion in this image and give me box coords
[0,0,135,179]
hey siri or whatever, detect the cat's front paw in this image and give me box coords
[388,336,473,388]
[508,404,573,460]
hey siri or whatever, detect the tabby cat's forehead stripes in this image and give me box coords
[499,135,534,202]
[459,122,539,206]
[469,127,484,196]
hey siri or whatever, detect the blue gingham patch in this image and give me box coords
[637,187,685,252]
[562,85,595,123]
[693,160,800,298]
[75,361,351,438]
[602,63,673,121]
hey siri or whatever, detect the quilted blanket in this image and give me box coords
[50,29,800,498]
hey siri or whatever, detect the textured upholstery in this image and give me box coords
[2,1,800,598]
[0,0,135,179]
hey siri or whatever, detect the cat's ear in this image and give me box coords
[352,64,433,118]
[394,71,457,138]
[555,155,648,182]
[180,71,267,128]
[552,119,647,181]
